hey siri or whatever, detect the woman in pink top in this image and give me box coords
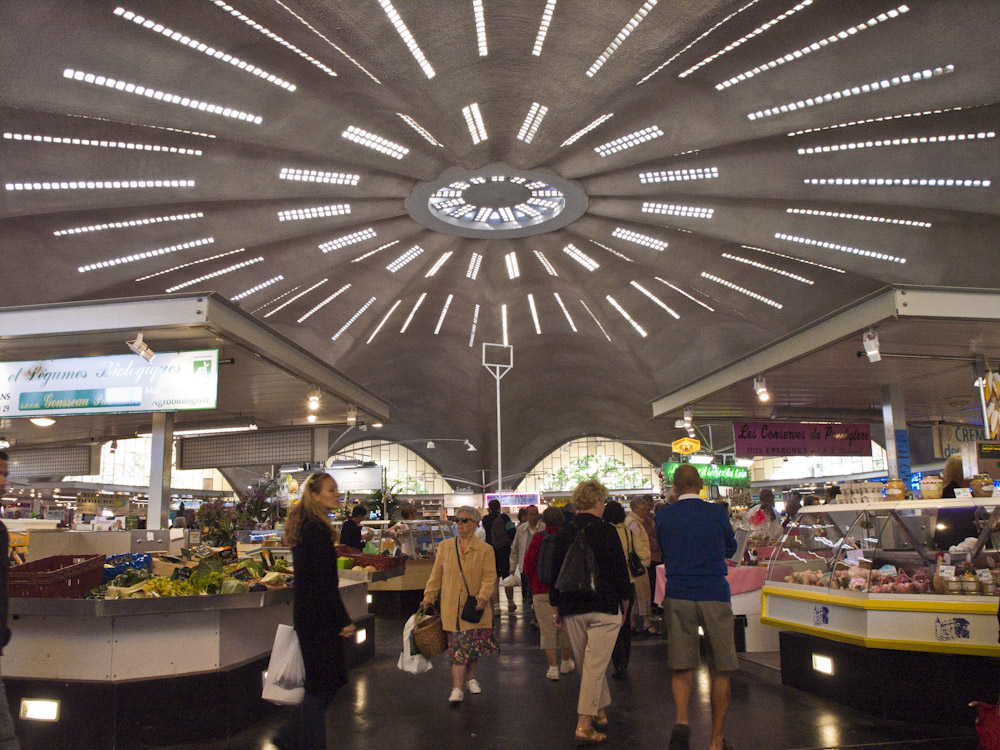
[523,506,574,681]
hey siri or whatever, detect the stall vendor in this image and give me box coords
[339,504,370,551]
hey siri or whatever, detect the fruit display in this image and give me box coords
[86,557,291,600]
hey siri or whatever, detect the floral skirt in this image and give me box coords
[446,627,499,665]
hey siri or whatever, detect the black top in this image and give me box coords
[482,512,514,546]
[941,481,960,499]
[339,517,364,551]
[549,513,630,617]
[293,518,352,693]
[0,521,9,652]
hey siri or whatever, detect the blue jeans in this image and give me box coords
[0,679,20,750]
[274,689,334,750]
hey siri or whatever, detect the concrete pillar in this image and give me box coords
[312,427,330,465]
[881,385,911,484]
[148,412,174,530]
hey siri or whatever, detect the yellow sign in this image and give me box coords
[672,437,701,455]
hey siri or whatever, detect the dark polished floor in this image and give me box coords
[155,604,978,750]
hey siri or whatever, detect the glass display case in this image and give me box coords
[364,519,455,559]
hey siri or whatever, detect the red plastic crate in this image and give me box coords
[9,554,105,599]
[352,553,406,570]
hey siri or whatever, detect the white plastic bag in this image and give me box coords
[396,613,433,674]
[262,624,306,705]
[501,573,520,588]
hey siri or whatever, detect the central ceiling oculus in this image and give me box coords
[406,164,588,239]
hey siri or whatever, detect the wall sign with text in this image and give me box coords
[733,421,871,457]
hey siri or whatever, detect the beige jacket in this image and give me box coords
[615,520,651,583]
[424,535,497,632]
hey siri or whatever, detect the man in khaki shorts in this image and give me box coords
[655,464,738,750]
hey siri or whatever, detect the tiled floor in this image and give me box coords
[156,608,978,750]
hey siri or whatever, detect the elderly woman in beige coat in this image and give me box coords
[422,505,497,705]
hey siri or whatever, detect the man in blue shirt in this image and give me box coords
[655,464,738,750]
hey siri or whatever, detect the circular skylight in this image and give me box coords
[405,165,588,239]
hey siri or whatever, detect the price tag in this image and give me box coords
[977,569,993,582]
[938,565,956,578]
[954,488,974,498]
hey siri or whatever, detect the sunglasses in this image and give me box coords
[455,517,476,524]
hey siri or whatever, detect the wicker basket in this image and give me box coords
[412,606,447,658]
[9,554,105,599]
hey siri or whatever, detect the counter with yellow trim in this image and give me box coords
[762,581,1000,656]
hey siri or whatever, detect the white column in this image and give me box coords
[148,412,174,530]
[881,385,910,483]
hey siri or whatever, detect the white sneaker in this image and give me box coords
[448,687,464,704]
[466,679,482,694]
[560,658,575,674]
[546,666,560,681]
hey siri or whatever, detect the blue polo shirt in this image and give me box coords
[655,496,737,602]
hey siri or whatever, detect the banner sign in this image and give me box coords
[485,492,539,507]
[671,437,701,455]
[662,462,750,488]
[935,423,988,459]
[1,350,218,417]
[733,421,871,458]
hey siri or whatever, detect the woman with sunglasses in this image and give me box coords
[272,472,356,750]
[421,505,498,705]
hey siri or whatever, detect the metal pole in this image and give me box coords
[496,370,502,498]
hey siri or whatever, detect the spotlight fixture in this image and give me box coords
[683,406,696,438]
[426,441,435,450]
[371,422,383,429]
[307,388,321,411]
[127,332,156,362]
[754,375,770,403]
[0,437,9,450]
[307,414,317,423]
[358,423,368,432]
[346,405,358,425]
[862,329,881,363]
[109,440,118,454]
[465,440,477,452]
[30,417,56,427]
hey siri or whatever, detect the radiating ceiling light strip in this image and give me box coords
[636,0,762,85]
[563,244,599,271]
[367,299,402,343]
[462,103,488,144]
[589,240,632,262]
[786,105,967,137]
[135,247,242,281]
[655,277,715,311]
[579,300,612,342]
[534,251,558,276]
[298,284,350,322]
[473,0,488,56]
[630,281,680,319]
[424,251,454,277]
[586,0,658,77]
[268,0,382,83]
[721,253,813,284]
[527,294,542,334]
[377,0,436,78]
[560,114,614,147]
[741,244,845,274]
[469,304,480,347]
[516,103,548,144]
[207,0,338,78]
[532,0,557,56]
[67,112,215,138]
[231,274,284,300]
[113,7,296,91]
[612,227,668,251]
[466,252,483,280]
[605,296,647,337]
[642,202,714,219]
[400,293,427,333]
[434,294,454,335]
[386,245,424,272]
[700,273,783,309]
[264,278,328,317]
[319,228,377,253]
[639,167,718,184]
[747,65,954,120]
[553,293,577,332]
[717,5,908,90]
[252,285,300,313]
[79,237,214,273]
[595,125,663,156]
[166,256,262,292]
[341,125,409,159]
[678,0,811,79]
[54,212,203,236]
[332,297,377,341]
[7,179,193,192]
[279,168,359,185]
[397,113,445,147]
[277,204,351,221]
[352,240,399,263]
[797,131,995,155]
[785,207,930,228]
[505,251,521,280]
[774,232,906,264]
[501,304,509,346]
[805,176,989,187]
[63,69,262,124]
[4,132,202,156]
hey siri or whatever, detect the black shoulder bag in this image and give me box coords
[626,526,646,578]
[456,538,485,623]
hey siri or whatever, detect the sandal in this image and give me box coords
[594,715,608,728]
[574,727,607,745]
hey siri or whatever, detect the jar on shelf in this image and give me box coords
[885,479,907,501]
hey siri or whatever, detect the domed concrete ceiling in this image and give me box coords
[1,0,998,485]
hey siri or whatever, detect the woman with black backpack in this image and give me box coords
[550,481,630,745]
[523,505,575,680]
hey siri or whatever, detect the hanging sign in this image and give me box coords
[671,437,701,455]
[1,350,218,417]
[662,462,750,488]
[981,372,1000,439]
[733,421,871,458]
[934,423,988,459]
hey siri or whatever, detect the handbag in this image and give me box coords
[262,624,305,705]
[456,538,485,624]
[626,527,646,578]
[412,604,448,658]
